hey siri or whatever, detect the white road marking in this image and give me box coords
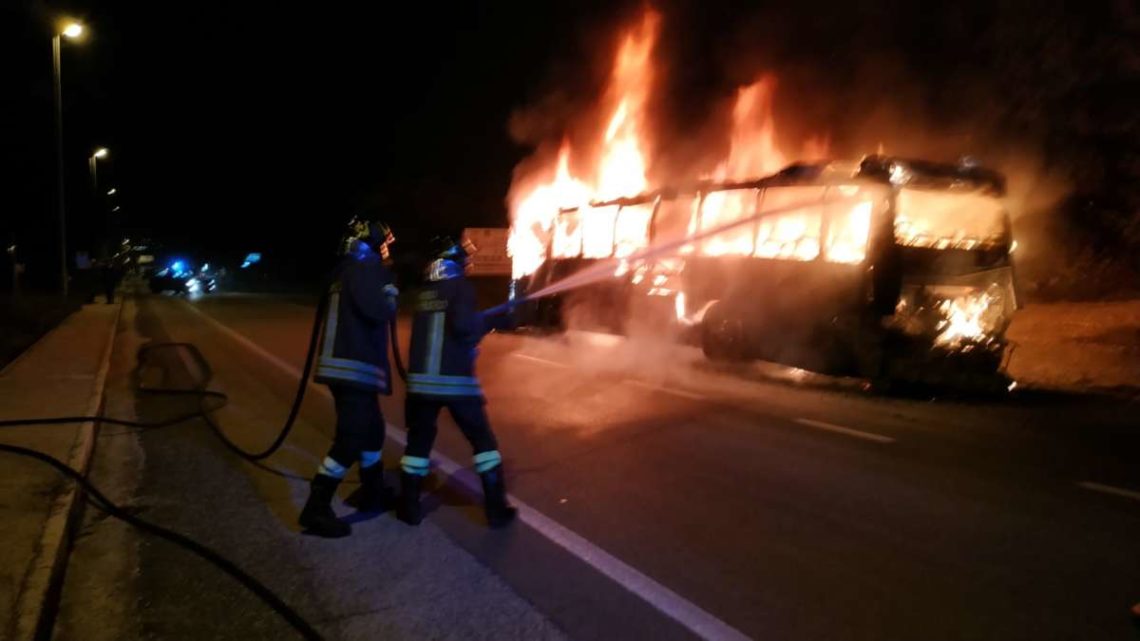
[626,379,707,400]
[1078,481,1140,503]
[183,300,754,641]
[511,353,570,368]
[793,418,895,444]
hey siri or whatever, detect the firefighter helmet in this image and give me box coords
[430,235,477,263]
[426,235,477,281]
[342,216,395,259]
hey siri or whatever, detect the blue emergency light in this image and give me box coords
[241,252,262,269]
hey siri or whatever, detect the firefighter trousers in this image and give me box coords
[327,385,386,467]
[403,395,499,460]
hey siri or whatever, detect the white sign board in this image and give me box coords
[461,227,511,276]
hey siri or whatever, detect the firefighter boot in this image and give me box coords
[299,474,351,538]
[480,465,517,528]
[396,472,425,526]
[350,463,394,513]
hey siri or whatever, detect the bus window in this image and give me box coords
[823,185,884,264]
[581,205,619,258]
[755,186,826,261]
[700,189,760,255]
[552,210,583,258]
[615,203,653,258]
[895,188,1008,250]
[653,196,700,253]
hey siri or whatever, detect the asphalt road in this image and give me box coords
[60,293,1140,640]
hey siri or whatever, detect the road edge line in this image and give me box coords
[794,418,895,444]
[184,300,755,641]
[1078,481,1140,503]
[14,300,123,641]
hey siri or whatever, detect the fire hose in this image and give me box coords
[0,295,341,640]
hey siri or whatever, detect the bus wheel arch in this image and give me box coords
[700,300,749,362]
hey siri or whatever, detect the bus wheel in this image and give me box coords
[701,302,747,362]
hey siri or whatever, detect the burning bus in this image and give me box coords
[504,10,1019,386]
[512,155,1020,386]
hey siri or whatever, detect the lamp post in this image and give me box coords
[52,20,85,297]
[89,147,108,195]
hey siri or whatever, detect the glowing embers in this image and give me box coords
[893,284,1011,349]
[934,289,1001,347]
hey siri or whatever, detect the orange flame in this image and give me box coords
[720,75,787,180]
[509,142,590,278]
[596,10,657,199]
[508,11,658,278]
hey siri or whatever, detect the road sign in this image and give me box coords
[462,228,511,276]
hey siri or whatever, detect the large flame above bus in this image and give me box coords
[505,9,859,278]
[507,11,658,279]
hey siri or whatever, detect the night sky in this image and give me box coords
[3,1,629,285]
[3,1,1136,290]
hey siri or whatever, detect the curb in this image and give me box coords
[12,301,123,641]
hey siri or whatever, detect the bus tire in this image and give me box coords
[701,302,747,362]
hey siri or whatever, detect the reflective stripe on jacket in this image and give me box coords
[406,274,483,398]
[314,253,395,394]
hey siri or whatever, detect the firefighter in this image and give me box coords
[396,235,518,528]
[298,217,398,538]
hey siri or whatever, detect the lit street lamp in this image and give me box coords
[52,19,86,297]
[90,147,109,193]
[107,188,117,196]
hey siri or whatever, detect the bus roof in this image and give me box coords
[583,155,1006,210]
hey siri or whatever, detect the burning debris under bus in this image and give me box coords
[512,157,1020,387]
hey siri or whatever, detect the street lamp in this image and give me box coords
[52,19,86,297]
[107,188,116,196]
[90,147,109,193]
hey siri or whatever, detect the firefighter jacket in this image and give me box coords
[406,260,511,398]
[314,252,396,394]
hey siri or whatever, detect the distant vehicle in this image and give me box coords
[514,156,1019,388]
[148,260,218,296]
[185,273,217,294]
[148,269,189,295]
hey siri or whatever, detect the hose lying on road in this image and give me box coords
[0,442,323,641]
[0,295,343,640]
